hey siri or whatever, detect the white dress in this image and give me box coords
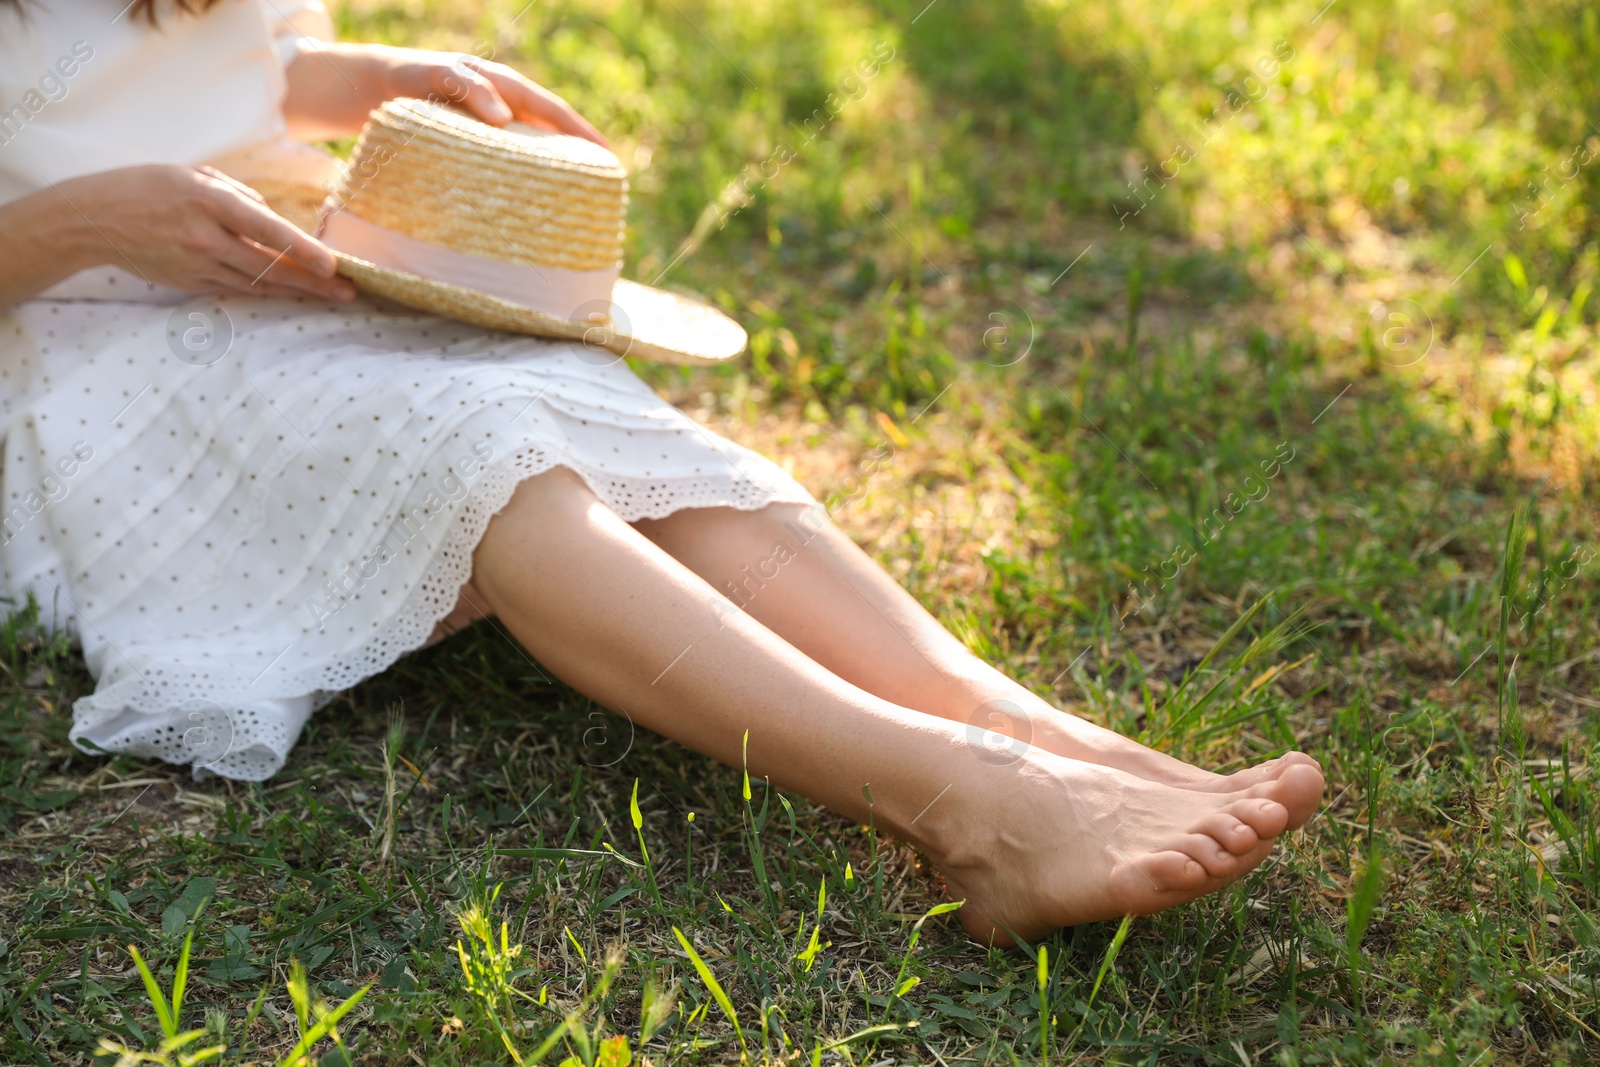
[0,0,816,780]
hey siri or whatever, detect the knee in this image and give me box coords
[504,465,607,522]
[528,464,596,500]
[474,464,612,575]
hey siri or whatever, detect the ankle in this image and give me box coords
[929,663,1047,733]
[890,740,1042,876]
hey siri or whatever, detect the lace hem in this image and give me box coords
[68,443,817,780]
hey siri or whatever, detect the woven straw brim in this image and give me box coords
[330,251,747,366]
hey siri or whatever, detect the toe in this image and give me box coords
[1219,753,1320,791]
[1175,832,1242,879]
[1272,762,1326,829]
[1220,760,1280,788]
[1229,751,1323,787]
[1196,836,1277,892]
[1142,850,1209,893]
[1192,812,1261,856]
[1227,795,1291,838]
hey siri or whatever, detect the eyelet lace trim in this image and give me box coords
[68,445,816,780]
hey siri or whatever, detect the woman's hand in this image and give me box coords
[0,165,357,308]
[282,43,608,148]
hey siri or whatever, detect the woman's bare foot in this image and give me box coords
[964,686,1324,828]
[1044,716,1325,826]
[924,755,1325,947]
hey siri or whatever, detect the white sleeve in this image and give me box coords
[260,0,336,66]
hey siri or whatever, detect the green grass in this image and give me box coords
[5,0,1600,1062]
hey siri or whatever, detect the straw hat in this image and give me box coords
[314,97,746,365]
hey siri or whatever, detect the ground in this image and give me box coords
[3,0,1599,1063]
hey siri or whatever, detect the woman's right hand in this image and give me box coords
[3,164,357,305]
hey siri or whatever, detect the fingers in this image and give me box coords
[195,264,340,302]
[503,78,609,147]
[431,58,513,124]
[217,235,356,302]
[469,60,610,148]
[196,166,267,204]
[416,54,610,148]
[195,173,348,291]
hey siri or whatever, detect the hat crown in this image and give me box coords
[328,98,628,273]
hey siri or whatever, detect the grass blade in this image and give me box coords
[278,983,370,1067]
[1087,915,1133,1010]
[170,920,199,1038]
[673,926,746,1057]
[126,944,176,1040]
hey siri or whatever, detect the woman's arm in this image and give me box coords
[280,43,608,147]
[0,184,102,306]
[0,165,355,309]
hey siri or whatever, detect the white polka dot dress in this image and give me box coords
[0,288,815,779]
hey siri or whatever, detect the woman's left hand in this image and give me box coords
[282,43,609,149]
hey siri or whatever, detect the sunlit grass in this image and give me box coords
[2,0,1598,1062]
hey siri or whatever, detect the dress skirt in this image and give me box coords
[0,287,817,780]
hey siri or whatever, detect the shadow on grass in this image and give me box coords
[865,0,1144,216]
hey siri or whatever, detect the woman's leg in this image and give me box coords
[463,467,1324,945]
[633,503,1321,823]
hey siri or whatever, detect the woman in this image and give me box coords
[0,0,1323,946]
